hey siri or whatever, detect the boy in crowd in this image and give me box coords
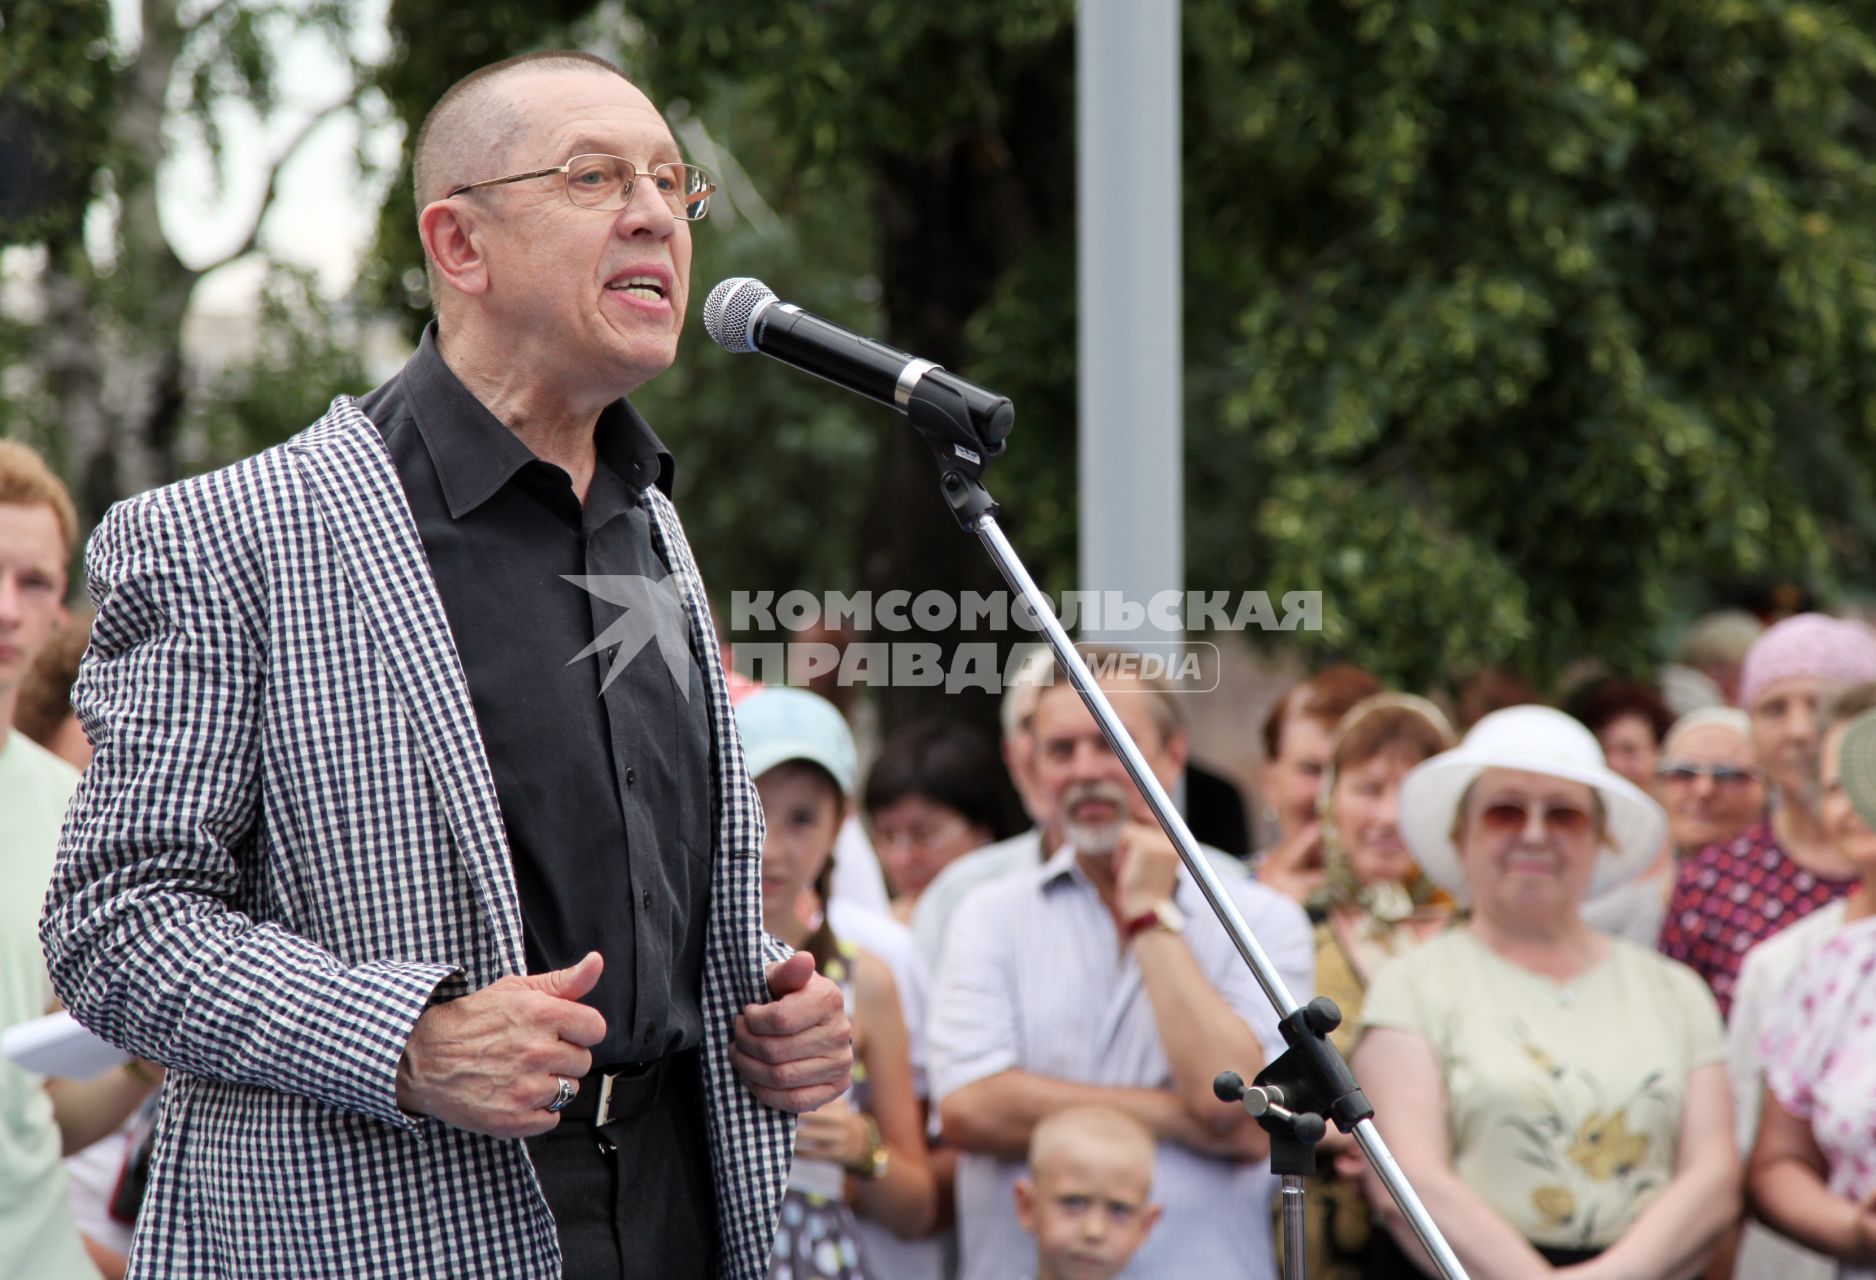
[1015,1106,1161,1280]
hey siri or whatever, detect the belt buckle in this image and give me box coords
[595,1071,620,1130]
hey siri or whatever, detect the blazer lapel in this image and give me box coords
[287,397,527,975]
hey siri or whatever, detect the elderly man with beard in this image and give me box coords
[929,658,1313,1280]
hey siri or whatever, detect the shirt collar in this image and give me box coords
[1038,842,1082,890]
[402,321,676,519]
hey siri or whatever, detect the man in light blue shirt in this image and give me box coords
[931,666,1313,1279]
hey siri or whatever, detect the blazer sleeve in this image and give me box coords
[40,493,458,1133]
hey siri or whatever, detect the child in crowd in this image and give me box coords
[1015,1106,1162,1280]
[737,687,936,1280]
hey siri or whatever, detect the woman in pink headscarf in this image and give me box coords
[1658,613,1876,1014]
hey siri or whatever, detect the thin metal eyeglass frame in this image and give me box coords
[447,155,716,220]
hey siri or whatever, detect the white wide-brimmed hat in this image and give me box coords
[1398,705,1668,900]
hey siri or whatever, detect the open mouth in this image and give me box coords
[606,272,668,303]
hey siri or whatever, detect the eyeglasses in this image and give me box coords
[1656,762,1762,787]
[1477,800,1594,839]
[448,154,716,220]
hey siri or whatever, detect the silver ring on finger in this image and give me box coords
[544,1075,576,1114]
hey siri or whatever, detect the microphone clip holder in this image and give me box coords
[903,374,1007,531]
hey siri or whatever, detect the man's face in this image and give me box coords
[0,502,67,700]
[1030,681,1186,855]
[468,69,693,401]
[1015,1143,1161,1280]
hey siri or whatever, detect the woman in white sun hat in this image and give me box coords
[1349,705,1740,1278]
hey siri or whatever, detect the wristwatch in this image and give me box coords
[1123,899,1186,942]
[846,1116,890,1181]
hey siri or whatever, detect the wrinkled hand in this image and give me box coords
[733,951,853,1113]
[1256,821,1324,904]
[396,951,606,1139]
[794,1096,870,1168]
[1113,821,1182,922]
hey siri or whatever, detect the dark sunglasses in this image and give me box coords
[1656,763,1761,787]
[1477,800,1594,838]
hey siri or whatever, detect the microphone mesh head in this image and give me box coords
[702,277,775,353]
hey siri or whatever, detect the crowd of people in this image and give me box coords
[14,413,1876,1279]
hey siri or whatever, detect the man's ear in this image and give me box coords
[418,198,492,300]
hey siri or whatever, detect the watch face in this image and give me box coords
[1154,901,1186,933]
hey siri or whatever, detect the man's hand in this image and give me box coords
[395,951,607,1139]
[1112,822,1182,924]
[732,950,853,1113]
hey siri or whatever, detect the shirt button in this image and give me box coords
[641,889,652,909]
[625,767,637,787]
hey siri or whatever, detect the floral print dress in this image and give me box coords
[1359,930,1725,1252]
[1762,915,1876,1280]
[769,945,871,1280]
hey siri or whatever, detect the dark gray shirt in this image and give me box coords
[361,324,713,1064]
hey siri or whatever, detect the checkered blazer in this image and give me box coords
[40,396,795,1279]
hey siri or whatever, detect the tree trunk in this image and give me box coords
[857,44,1075,740]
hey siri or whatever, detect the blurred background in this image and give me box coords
[5,0,1876,809]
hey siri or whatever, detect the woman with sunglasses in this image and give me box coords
[1351,706,1739,1279]
[1583,709,1767,947]
[1660,614,1876,1015]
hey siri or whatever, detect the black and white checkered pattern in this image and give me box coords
[41,396,795,1279]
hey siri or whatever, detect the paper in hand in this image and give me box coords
[3,1011,130,1080]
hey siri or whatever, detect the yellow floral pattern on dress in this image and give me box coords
[1530,1185,1576,1225]
[1567,1112,1649,1180]
[1496,1023,1670,1249]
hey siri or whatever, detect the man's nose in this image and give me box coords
[1520,805,1549,841]
[615,175,676,236]
[0,574,22,627]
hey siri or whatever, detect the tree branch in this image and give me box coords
[179,0,240,37]
[195,92,357,277]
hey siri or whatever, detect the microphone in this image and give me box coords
[702,277,1013,451]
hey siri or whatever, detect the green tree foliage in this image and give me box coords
[1185,0,1876,686]
[299,1,1876,704]
[0,0,380,532]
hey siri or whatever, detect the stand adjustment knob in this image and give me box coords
[1304,997,1343,1035]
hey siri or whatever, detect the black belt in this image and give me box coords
[559,1052,700,1154]
[560,1059,665,1127]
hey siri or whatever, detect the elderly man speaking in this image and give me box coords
[40,51,850,1280]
